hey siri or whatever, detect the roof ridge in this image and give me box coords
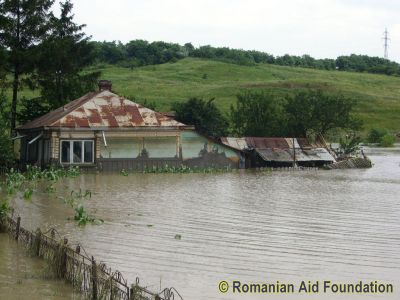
[17,90,188,130]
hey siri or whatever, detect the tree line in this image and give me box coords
[92,40,400,76]
[173,90,362,139]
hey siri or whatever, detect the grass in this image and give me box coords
[97,58,400,133]
[11,57,400,133]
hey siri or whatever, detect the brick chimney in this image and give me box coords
[98,80,112,91]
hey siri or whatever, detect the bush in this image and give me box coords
[379,134,395,147]
[173,97,229,137]
[367,128,387,143]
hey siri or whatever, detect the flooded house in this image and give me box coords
[16,80,241,171]
[220,137,336,168]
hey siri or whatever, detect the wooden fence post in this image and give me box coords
[15,216,21,241]
[110,276,114,300]
[129,287,133,300]
[92,256,98,300]
[60,238,68,278]
[34,228,41,256]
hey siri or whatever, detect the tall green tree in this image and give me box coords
[0,0,54,136]
[285,90,362,137]
[230,91,285,137]
[35,0,100,110]
[0,92,13,166]
[172,97,229,137]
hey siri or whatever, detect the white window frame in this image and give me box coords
[60,140,94,164]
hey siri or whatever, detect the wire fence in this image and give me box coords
[1,211,183,300]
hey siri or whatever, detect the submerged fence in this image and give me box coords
[1,211,183,300]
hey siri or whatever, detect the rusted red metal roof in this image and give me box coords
[18,90,188,130]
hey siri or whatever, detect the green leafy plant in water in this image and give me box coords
[0,200,10,219]
[0,200,10,230]
[65,166,81,178]
[42,166,81,181]
[74,205,94,226]
[71,189,92,199]
[25,165,43,181]
[62,189,91,207]
[5,169,26,194]
[73,205,102,226]
[45,183,55,193]
[120,169,129,176]
[23,188,34,200]
[141,164,232,174]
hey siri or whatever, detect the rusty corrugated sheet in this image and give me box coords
[18,90,187,130]
[255,149,293,162]
[255,148,334,163]
[221,137,291,150]
[221,137,325,150]
[221,137,335,163]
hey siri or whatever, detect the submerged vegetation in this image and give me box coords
[73,204,101,226]
[120,165,233,175]
[0,199,10,230]
[1,166,101,227]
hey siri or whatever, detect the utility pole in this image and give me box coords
[383,28,390,59]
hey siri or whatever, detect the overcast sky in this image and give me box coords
[57,0,400,62]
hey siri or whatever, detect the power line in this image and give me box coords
[383,28,390,59]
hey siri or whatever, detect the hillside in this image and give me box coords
[9,57,400,133]
[92,58,399,133]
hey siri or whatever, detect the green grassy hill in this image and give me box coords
[10,57,400,133]
[95,58,399,133]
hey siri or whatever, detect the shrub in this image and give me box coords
[379,134,395,147]
[367,128,387,143]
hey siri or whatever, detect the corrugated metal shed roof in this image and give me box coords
[255,148,334,162]
[221,137,335,163]
[220,137,324,151]
[18,90,188,130]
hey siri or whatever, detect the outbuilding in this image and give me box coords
[220,137,336,168]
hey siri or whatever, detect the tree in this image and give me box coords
[230,91,285,137]
[285,90,362,137]
[35,0,100,110]
[18,96,49,124]
[0,0,54,136]
[0,93,13,166]
[92,41,126,64]
[172,97,229,137]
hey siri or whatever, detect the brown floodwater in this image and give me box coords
[2,146,400,300]
[0,233,78,300]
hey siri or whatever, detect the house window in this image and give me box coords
[60,140,94,164]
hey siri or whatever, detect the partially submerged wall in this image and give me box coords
[181,131,240,168]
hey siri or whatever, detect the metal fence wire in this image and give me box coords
[1,212,183,300]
